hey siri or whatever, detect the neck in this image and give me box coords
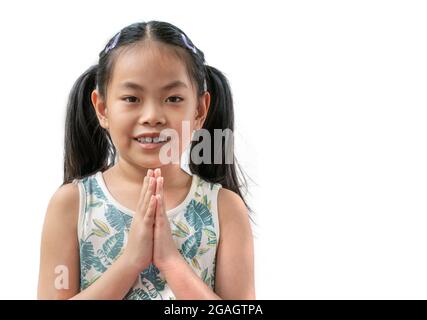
[111,159,192,190]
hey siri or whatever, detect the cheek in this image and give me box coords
[107,113,135,146]
[109,110,135,130]
[167,107,196,130]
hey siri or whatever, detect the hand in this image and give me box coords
[122,169,157,273]
[152,169,182,272]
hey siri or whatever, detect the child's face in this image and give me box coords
[92,42,210,169]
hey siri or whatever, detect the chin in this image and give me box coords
[136,155,168,169]
[138,160,163,169]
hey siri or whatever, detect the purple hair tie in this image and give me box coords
[181,33,197,54]
[104,31,121,54]
[180,33,206,91]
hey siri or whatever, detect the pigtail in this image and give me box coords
[63,64,115,185]
[190,65,253,217]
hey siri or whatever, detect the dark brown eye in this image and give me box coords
[166,96,183,103]
[123,96,139,103]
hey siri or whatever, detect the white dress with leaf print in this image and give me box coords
[72,171,222,300]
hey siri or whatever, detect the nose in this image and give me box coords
[138,102,166,126]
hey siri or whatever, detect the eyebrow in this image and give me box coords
[119,80,188,91]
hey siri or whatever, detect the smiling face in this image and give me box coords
[91,41,210,169]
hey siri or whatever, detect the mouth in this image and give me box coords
[133,136,172,144]
[133,136,172,150]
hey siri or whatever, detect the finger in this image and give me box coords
[136,169,153,212]
[160,177,164,199]
[143,195,157,226]
[147,168,154,178]
[156,176,164,199]
[136,176,148,210]
[140,176,156,218]
[154,169,161,194]
[154,168,161,179]
[155,178,165,220]
[155,169,161,192]
[155,176,161,196]
[155,194,166,224]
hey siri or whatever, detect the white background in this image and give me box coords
[0,0,426,299]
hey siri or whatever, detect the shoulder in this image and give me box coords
[217,188,251,234]
[51,182,79,204]
[44,182,80,231]
[218,188,248,218]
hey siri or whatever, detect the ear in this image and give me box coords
[91,89,109,129]
[194,91,211,130]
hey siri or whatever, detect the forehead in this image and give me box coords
[110,42,192,90]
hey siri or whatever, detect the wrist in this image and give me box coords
[120,251,149,276]
[158,252,185,275]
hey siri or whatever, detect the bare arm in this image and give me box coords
[37,183,140,300]
[160,255,222,300]
[160,188,256,299]
[214,188,256,299]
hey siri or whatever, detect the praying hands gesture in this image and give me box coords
[122,168,182,274]
[120,168,225,299]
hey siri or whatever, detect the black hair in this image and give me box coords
[63,20,254,219]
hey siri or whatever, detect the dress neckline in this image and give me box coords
[95,171,197,217]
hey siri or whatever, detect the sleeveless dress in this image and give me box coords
[72,171,222,300]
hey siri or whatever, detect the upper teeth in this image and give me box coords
[137,136,168,143]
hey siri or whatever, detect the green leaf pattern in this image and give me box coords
[78,174,221,299]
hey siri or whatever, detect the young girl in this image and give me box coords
[37,20,255,300]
